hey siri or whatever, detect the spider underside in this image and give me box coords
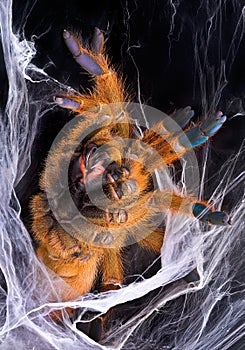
[30,27,229,327]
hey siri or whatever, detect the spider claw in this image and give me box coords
[54,96,81,110]
[192,203,230,226]
[171,106,195,128]
[178,111,226,149]
[91,27,104,54]
[63,29,104,75]
[200,112,227,137]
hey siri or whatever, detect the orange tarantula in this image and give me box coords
[30,28,229,319]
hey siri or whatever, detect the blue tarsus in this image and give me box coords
[179,111,227,149]
[192,203,230,226]
[200,111,227,137]
[171,106,195,128]
[184,269,200,283]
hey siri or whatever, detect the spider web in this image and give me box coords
[0,0,244,349]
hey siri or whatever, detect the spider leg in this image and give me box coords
[177,111,226,149]
[141,111,227,170]
[99,248,123,291]
[63,29,106,76]
[152,106,194,135]
[54,29,126,115]
[153,190,230,226]
[77,308,118,342]
[54,96,81,110]
[31,194,103,306]
[137,228,164,252]
[192,202,230,225]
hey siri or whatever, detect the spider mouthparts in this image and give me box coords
[106,173,115,185]
[104,183,119,201]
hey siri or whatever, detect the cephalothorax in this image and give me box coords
[30,28,229,321]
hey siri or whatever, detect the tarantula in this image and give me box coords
[30,27,229,323]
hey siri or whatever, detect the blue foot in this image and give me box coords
[171,106,195,128]
[184,269,200,283]
[161,106,195,133]
[178,112,226,149]
[63,30,104,76]
[200,111,227,136]
[192,203,230,226]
